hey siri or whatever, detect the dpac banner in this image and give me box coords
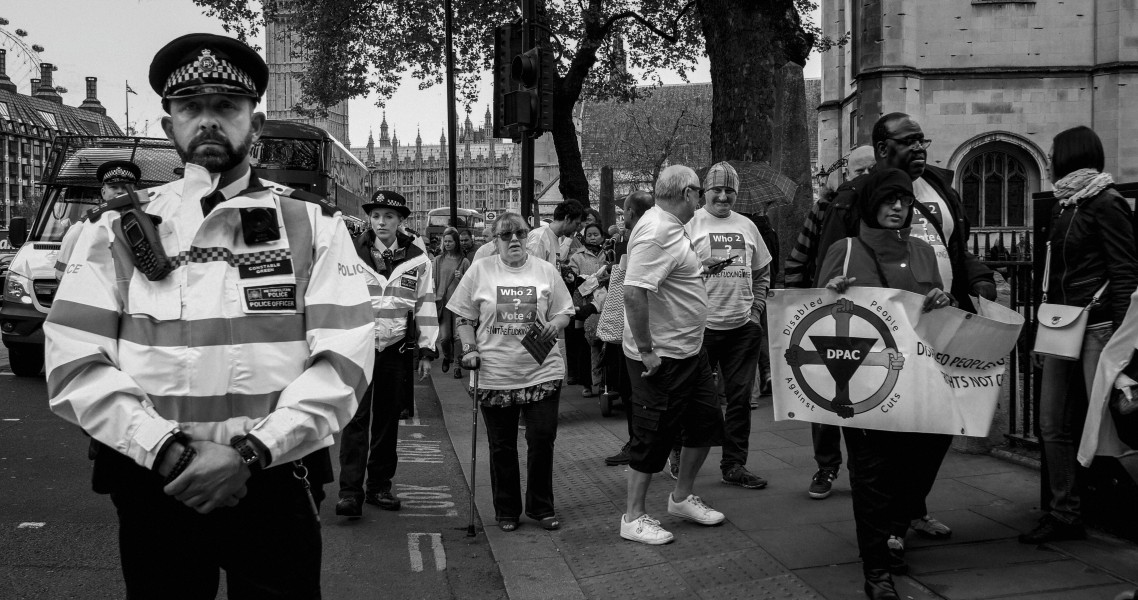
[767,287,1025,436]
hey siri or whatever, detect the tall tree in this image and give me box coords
[193,0,707,205]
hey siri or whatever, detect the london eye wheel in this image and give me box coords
[0,22,46,94]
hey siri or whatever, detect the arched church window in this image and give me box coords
[960,151,1028,228]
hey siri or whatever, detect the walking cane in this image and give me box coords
[466,355,482,538]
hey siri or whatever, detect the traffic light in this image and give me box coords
[492,22,555,136]
[493,24,524,139]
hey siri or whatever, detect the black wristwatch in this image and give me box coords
[462,343,477,355]
[230,435,265,471]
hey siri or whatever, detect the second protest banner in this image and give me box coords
[767,287,1025,436]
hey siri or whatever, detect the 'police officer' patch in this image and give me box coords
[243,284,297,311]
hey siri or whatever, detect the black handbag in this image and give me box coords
[1109,389,1138,449]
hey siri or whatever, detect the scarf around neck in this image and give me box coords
[1054,168,1113,206]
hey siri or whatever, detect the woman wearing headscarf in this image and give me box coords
[1024,126,1138,544]
[816,168,954,600]
[448,212,574,532]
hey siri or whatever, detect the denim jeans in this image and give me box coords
[1039,326,1114,525]
[703,321,763,470]
[812,423,843,470]
[481,395,561,522]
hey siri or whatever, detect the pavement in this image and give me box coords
[431,368,1138,600]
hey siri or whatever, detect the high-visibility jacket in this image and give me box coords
[353,230,439,354]
[44,164,375,470]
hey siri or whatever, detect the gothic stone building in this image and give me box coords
[350,108,515,232]
[817,0,1138,256]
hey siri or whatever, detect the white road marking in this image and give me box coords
[399,393,423,426]
[18,522,45,529]
[2,418,19,422]
[407,532,446,572]
[409,432,425,439]
[397,439,443,464]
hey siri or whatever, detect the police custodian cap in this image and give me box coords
[362,190,411,218]
[148,33,268,103]
[96,160,141,185]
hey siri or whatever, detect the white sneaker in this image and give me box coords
[667,493,725,525]
[620,513,675,545]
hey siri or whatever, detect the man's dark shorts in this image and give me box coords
[626,349,724,474]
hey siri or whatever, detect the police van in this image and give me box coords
[0,122,370,376]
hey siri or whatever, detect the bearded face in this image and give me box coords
[163,94,263,174]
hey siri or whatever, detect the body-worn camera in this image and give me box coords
[240,207,281,245]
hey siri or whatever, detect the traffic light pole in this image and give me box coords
[445,0,459,227]
[519,0,536,226]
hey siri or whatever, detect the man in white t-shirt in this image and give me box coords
[686,162,772,491]
[527,200,585,265]
[619,165,729,546]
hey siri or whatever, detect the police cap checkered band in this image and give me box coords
[704,162,740,193]
[96,160,141,185]
[362,190,411,218]
[149,33,268,102]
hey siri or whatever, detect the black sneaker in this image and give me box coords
[809,467,839,499]
[365,489,402,511]
[1018,514,1085,544]
[721,464,768,489]
[665,448,681,480]
[605,442,631,466]
[335,496,362,518]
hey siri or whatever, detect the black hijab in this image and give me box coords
[858,168,915,229]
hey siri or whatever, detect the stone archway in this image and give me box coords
[948,132,1047,230]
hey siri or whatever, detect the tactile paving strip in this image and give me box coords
[578,563,697,600]
[561,541,668,579]
[652,523,759,561]
[695,574,823,600]
[671,548,788,591]
[551,510,625,549]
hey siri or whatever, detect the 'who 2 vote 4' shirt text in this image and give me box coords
[685,208,772,330]
[446,256,574,390]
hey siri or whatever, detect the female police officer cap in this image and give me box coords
[148,33,269,105]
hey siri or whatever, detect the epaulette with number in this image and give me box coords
[270,185,338,217]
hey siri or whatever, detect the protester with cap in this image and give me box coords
[685,161,772,491]
[44,33,374,598]
[336,190,438,518]
[54,160,142,281]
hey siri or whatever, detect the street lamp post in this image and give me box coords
[445,0,459,227]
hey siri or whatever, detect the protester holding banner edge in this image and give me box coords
[817,167,954,600]
[1021,125,1138,545]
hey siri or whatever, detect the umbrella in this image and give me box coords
[697,160,799,214]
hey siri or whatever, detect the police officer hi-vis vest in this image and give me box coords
[44,160,375,477]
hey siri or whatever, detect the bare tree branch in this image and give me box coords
[600,0,697,42]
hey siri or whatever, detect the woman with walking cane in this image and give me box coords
[448,212,574,532]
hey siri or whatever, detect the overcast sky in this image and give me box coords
[3,0,821,149]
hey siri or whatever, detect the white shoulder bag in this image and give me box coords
[1034,240,1109,360]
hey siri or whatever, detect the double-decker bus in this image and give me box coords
[424,207,486,247]
[0,121,368,376]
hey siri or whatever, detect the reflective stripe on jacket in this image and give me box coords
[45,171,375,470]
[353,231,439,353]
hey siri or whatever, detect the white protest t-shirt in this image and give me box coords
[912,177,954,292]
[686,208,772,330]
[446,255,574,390]
[622,206,708,360]
[526,224,560,265]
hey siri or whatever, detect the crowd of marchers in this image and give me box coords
[42,30,1138,600]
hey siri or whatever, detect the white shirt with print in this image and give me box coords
[686,208,772,330]
[912,177,955,292]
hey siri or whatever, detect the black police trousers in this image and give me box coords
[108,453,323,600]
[338,345,407,499]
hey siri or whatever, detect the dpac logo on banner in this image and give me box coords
[768,288,1024,436]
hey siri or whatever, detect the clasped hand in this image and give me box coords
[164,441,250,514]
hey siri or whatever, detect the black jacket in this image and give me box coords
[1046,187,1138,328]
[814,165,994,313]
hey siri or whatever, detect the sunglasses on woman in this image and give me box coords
[881,195,916,207]
[496,229,530,241]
